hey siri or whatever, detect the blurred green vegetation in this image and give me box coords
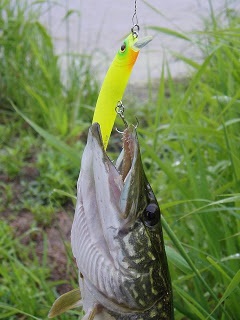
[0,0,240,319]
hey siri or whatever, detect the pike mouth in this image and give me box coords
[90,122,146,220]
[116,126,137,182]
[91,123,137,183]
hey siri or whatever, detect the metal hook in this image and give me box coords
[115,101,128,129]
[131,24,140,38]
[115,127,124,134]
[134,117,139,129]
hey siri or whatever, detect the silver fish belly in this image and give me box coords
[71,123,173,319]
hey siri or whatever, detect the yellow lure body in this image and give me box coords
[92,33,140,149]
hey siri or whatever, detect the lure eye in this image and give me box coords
[143,203,160,227]
[120,42,126,52]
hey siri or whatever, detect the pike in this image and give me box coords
[49,123,173,319]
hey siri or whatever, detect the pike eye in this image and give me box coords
[143,203,160,227]
[120,42,126,52]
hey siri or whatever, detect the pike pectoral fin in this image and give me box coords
[48,288,82,318]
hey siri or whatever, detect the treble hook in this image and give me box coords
[115,101,128,132]
[134,117,139,129]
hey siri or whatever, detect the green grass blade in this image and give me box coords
[162,216,227,313]
[148,26,191,41]
[0,303,42,320]
[208,269,240,318]
[165,246,192,274]
[12,103,80,167]
[174,287,215,320]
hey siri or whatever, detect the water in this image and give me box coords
[38,0,239,83]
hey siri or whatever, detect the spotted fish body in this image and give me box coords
[71,123,173,319]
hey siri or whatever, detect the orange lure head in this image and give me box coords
[114,33,152,71]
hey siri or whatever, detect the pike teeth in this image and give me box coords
[115,126,136,182]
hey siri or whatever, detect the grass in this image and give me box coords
[0,0,240,319]
[0,219,83,319]
[0,0,98,136]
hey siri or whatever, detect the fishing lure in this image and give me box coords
[92,32,152,149]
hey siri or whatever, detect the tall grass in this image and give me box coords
[139,2,240,319]
[0,0,98,136]
[0,220,82,319]
[1,0,240,319]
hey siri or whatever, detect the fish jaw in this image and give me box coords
[81,122,148,227]
[71,123,173,318]
[115,125,148,223]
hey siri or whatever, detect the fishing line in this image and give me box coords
[131,0,139,38]
[115,0,140,131]
[132,0,138,26]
